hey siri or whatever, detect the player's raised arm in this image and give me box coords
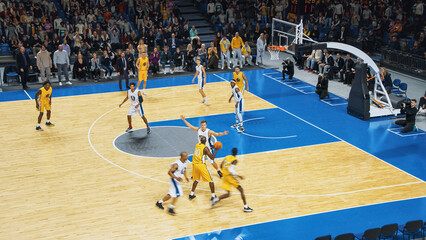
[180,115,199,131]
[168,163,182,182]
[242,72,249,92]
[204,145,218,160]
[209,130,228,137]
[119,95,129,107]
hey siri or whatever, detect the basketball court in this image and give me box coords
[0,69,425,239]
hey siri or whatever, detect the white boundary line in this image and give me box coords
[320,98,348,106]
[263,73,314,95]
[214,73,425,183]
[242,132,297,140]
[24,90,32,100]
[176,196,426,239]
[387,128,425,137]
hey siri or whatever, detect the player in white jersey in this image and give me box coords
[192,58,209,104]
[119,82,151,134]
[156,152,189,215]
[180,115,228,178]
[228,79,244,132]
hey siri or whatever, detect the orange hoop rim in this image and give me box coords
[267,45,286,51]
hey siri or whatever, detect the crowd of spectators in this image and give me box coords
[202,0,425,59]
[0,0,425,87]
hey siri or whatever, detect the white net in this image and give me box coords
[268,48,281,60]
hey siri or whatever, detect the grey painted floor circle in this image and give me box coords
[113,126,198,158]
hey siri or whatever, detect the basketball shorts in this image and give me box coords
[198,77,204,90]
[168,177,183,198]
[128,104,144,116]
[38,100,51,113]
[138,71,147,82]
[192,163,213,182]
[235,99,244,115]
[221,175,240,191]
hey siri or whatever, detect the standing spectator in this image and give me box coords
[116,52,130,90]
[126,48,136,78]
[109,29,121,50]
[16,46,32,90]
[62,39,71,56]
[208,42,218,69]
[100,50,114,80]
[198,44,208,67]
[231,32,243,68]
[259,2,268,24]
[241,41,253,66]
[73,32,82,54]
[256,33,267,65]
[207,0,215,18]
[160,45,174,74]
[73,53,87,81]
[185,44,196,72]
[36,45,52,82]
[149,47,160,75]
[31,34,42,55]
[173,47,184,71]
[219,35,231,69]
[53,44,71,86]
[90,53,101,82]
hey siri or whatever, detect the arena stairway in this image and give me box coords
[175,0,216,45]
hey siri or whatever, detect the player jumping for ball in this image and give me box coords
[119,82,150,134]
[211,148,253,212]
[34,81,54,131]
[181,115,228,178]
[228,79,244,132]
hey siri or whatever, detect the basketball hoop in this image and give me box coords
[267,45,286,60]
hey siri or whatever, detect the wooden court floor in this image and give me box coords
[1,81,425,239]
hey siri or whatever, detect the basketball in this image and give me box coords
[213,141,222,150]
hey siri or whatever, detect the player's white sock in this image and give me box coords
[190,192,194,196]
[244,205,248,208]
[46,120,50,123]
[37,124,40,127]
[212,193,216,198]
[169,204,175,209]
[158,200,163,204]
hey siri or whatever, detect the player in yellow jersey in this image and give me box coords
[136,51,149,95]
[34,81,54,131]
[211,148,253,212]
[189,136,220,201]
[233,67,249,94]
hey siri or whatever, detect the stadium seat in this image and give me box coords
[3,65,20,84]
[390,79,401,92]
[315,235,332,240]
[398,82,408,98]
[379,223,398,239]
[335,233,355,240]
[398,220,423,239]
[355,228,380,240]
